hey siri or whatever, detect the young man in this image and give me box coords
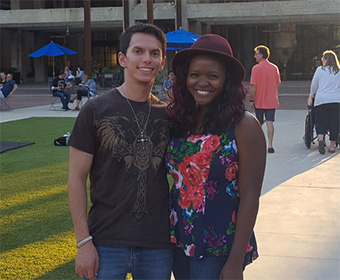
[51,70,71,111]
[249,45,281,153]
[0,73,18,98]
[68,23,172,280]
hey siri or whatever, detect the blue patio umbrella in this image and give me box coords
[165,29,200,51]
[28,42,77,77]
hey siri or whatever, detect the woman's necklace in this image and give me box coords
[120,86,152,144]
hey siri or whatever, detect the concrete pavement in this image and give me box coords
[245,110,340,280]
[1,82,339,279]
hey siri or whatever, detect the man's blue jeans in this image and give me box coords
[53,90,70,109]
[91,246,173,280]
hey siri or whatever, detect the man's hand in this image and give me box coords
[249,85,256,111]
[249,101,254,110]
[75,242,99,280]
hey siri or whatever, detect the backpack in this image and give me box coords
[54,132,70,146]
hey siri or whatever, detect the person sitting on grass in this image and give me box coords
[70,74,96,111]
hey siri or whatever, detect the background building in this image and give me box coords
[0,0,339,83]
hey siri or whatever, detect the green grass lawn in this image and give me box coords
[0,117,80,280]
[0,117,173,280]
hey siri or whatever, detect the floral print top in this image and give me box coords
[166,125,258,264]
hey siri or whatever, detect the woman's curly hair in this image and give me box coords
[166,55,246,137]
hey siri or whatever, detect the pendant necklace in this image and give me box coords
[120,86,153,219]
[120,86,152,145]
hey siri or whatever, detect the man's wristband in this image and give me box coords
[76,236,93,248]
[249,99,254,102]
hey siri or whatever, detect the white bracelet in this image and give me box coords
[76,236,93,248]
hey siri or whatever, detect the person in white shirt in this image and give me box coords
[308,50,340,154]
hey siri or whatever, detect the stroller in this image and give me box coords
[304,103,340,149]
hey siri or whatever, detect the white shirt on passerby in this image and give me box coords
[311,66,340,107]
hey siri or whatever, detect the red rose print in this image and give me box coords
[232,210,236,223]
[191,185,205,211]
[179,186,194,209]
[201,135,220,152]
[185,244,195,257]
[181,161,204,189]
[171,169,183,189]
[187,134,205,143]
[193,151,212,169]
[225,161,238,181]
[170,209,178,225]
[246,242,253,252]
[170,236,177,243]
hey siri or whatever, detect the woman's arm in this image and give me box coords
[68,147,99,280]
[219,112,266,280]
[308,68,319,106]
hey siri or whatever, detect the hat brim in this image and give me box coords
[172,48,245,81]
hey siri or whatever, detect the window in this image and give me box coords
[92,46,118,69]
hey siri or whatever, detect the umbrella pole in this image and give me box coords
[53,58,55,78]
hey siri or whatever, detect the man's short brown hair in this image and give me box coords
[254,45,270,59]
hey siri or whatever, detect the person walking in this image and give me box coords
[308,50,340,154]
[68,23,173,280]
[166,34,266,280]
[249,45,281,153]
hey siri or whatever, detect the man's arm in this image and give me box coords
[68,146,99,280]
[8,84,18,97]
[249,84,256,110]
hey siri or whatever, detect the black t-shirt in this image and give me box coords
[69,89,172,249]
[52,76,65,92]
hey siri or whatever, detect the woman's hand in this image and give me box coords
[219,260,243,280]
[307,94,315,107]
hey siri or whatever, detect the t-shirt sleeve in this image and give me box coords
[69,103,97,155]
[52,78,58,87]
[310,67,321,94]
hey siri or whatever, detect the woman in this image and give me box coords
[0,72,6,86]
[308,50,340,154]
[75,66,84,83]
[166,34,266,279]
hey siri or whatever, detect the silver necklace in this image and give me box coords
[120,86,152,143]
[120,86,153,219]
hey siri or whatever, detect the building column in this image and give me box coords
[10,29,22,83]
[33,33,47,82]
[242,26,256,80]
[10,0,20,9]
[129,0,139,27]
[180,0,188,30]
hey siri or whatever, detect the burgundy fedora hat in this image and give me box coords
[172,34,245,81]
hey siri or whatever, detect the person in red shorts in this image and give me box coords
[249,45,281,153]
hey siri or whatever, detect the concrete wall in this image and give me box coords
[0,0,339,82]
[1,1,338,29]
